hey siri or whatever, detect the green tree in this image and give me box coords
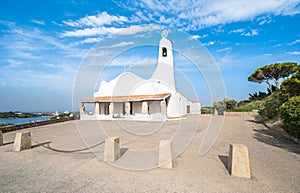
[213,98,237,111]
[279,96,300,138]
[248,62,298,93]
[278,70,300,103]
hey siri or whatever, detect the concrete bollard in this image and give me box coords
[12,132,31,152]
[0,131,3,146]
[104,137,120,162]
[228,144,251,178]
[158,140,173,168]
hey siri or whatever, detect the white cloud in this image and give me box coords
[229,28,259,36]
[202,41,215,46]
[116,0,300,30]
[216,47,232,53]
[229,28,245,34]
[74,37,103,45]
[30,19,46,25]
[0,22,82,90]
[61,0,300,41]
[242,29,259,36]
[287,39,300,45]
[3,59,24,68]
[190,35,200,40]
[109,41,135,48]
[289,51,300,55]
[63,12,129,27]
[61,24,162,37]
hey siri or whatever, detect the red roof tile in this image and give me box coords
[83,93,171,103]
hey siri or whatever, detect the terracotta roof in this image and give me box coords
[192,99,200,103]
[83,93,171,103]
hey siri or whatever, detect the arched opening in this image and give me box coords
[162,47,167,57]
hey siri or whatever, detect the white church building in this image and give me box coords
[80,31,201,121]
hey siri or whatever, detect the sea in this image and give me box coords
[0,116,51,125]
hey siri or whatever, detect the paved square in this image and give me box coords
[0,115,299,192]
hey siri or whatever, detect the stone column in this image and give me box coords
[12,132,31,152]
[159,140,173,168]
[228,144,251,178]
[160,100,167,115]
[94,102,100,114]
[141,101,148,114]
[104,137,121,162]
[109,102,114,115]
[0,131,3,146]
[125,102,130,115]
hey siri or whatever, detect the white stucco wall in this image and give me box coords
[191,102,201,114]
[94,72,145,97]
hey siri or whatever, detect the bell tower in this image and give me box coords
[151,30,175,89]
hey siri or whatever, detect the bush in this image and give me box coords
[278,71,300,104]
[259,96,281,119]
[213,98,237,111]
[279,96,300,138]
[201,107,213,114]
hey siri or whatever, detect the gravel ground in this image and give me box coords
[0,115,299,193]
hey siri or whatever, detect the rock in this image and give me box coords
[104,137,120,162]
[158,140,173,168]
[228,144,251,178]
[12,132,31,152]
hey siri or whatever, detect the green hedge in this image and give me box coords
[201,107,214,114]
[259,96,281,119]
[279,96,300,138]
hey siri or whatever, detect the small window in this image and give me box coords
[162,47,167,57]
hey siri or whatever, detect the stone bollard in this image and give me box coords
[0,131,3,146]
[12,132,31,152]
[104,137,120,162]
[158,140,173,168]
[228,144,251,178]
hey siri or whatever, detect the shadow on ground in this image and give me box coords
[218,155,229,174]
[3,141,14,146]
[31,140,105,154]
[248,119,300,155]
[32,141,52,149]
[120,147,129,156]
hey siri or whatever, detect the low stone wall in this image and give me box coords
[0,117,73,133]
[201,111,258,116]
[224,111,258,116]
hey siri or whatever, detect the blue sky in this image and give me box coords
[0,0,299,112]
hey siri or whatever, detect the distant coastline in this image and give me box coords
[0,111,72,126]
[0,111,49,119]
[0,116,51,125]
[0,111,51,126]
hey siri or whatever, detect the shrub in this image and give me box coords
[279,96,300,138]
[259,96,281,119]
[278,71,300,104]
[201,107,213,114]
[213,98,237,111]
